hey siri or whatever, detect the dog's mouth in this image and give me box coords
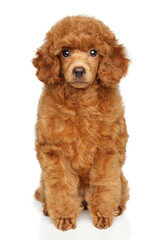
[73,80,86,84]
[70,79,90,88]
[71,77,88,85]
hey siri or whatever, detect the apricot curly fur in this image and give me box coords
[33,15,130,231]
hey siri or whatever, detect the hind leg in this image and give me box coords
[34,174,49,216]
[116,171,129,216]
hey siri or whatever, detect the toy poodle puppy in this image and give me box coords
[33,15,130,231]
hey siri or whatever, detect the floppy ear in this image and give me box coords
[98,42,130,87]
[32,42,61,85]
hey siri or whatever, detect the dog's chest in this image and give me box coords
[60,103,102,171]
[50,91,106,173]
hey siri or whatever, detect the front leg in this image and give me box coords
[39,145,83,231]
[86,151,121,229]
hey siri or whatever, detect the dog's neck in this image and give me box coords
[45,80,119,109]
[64,81,99,100]
[47,81,98,103]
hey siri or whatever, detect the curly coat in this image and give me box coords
[33,15,130,231]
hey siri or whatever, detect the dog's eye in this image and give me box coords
[62,49,70,58]
[89,49,98,57]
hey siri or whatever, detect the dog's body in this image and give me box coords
[33,16,130,231]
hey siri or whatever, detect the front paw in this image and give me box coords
[93,216,113,229]
[54,218,76,231]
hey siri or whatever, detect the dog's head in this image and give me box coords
[33,16,130,88]
[59,48,100,88]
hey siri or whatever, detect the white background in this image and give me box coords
[0,0,160,239]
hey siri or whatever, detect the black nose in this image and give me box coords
[72,67,85,78]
